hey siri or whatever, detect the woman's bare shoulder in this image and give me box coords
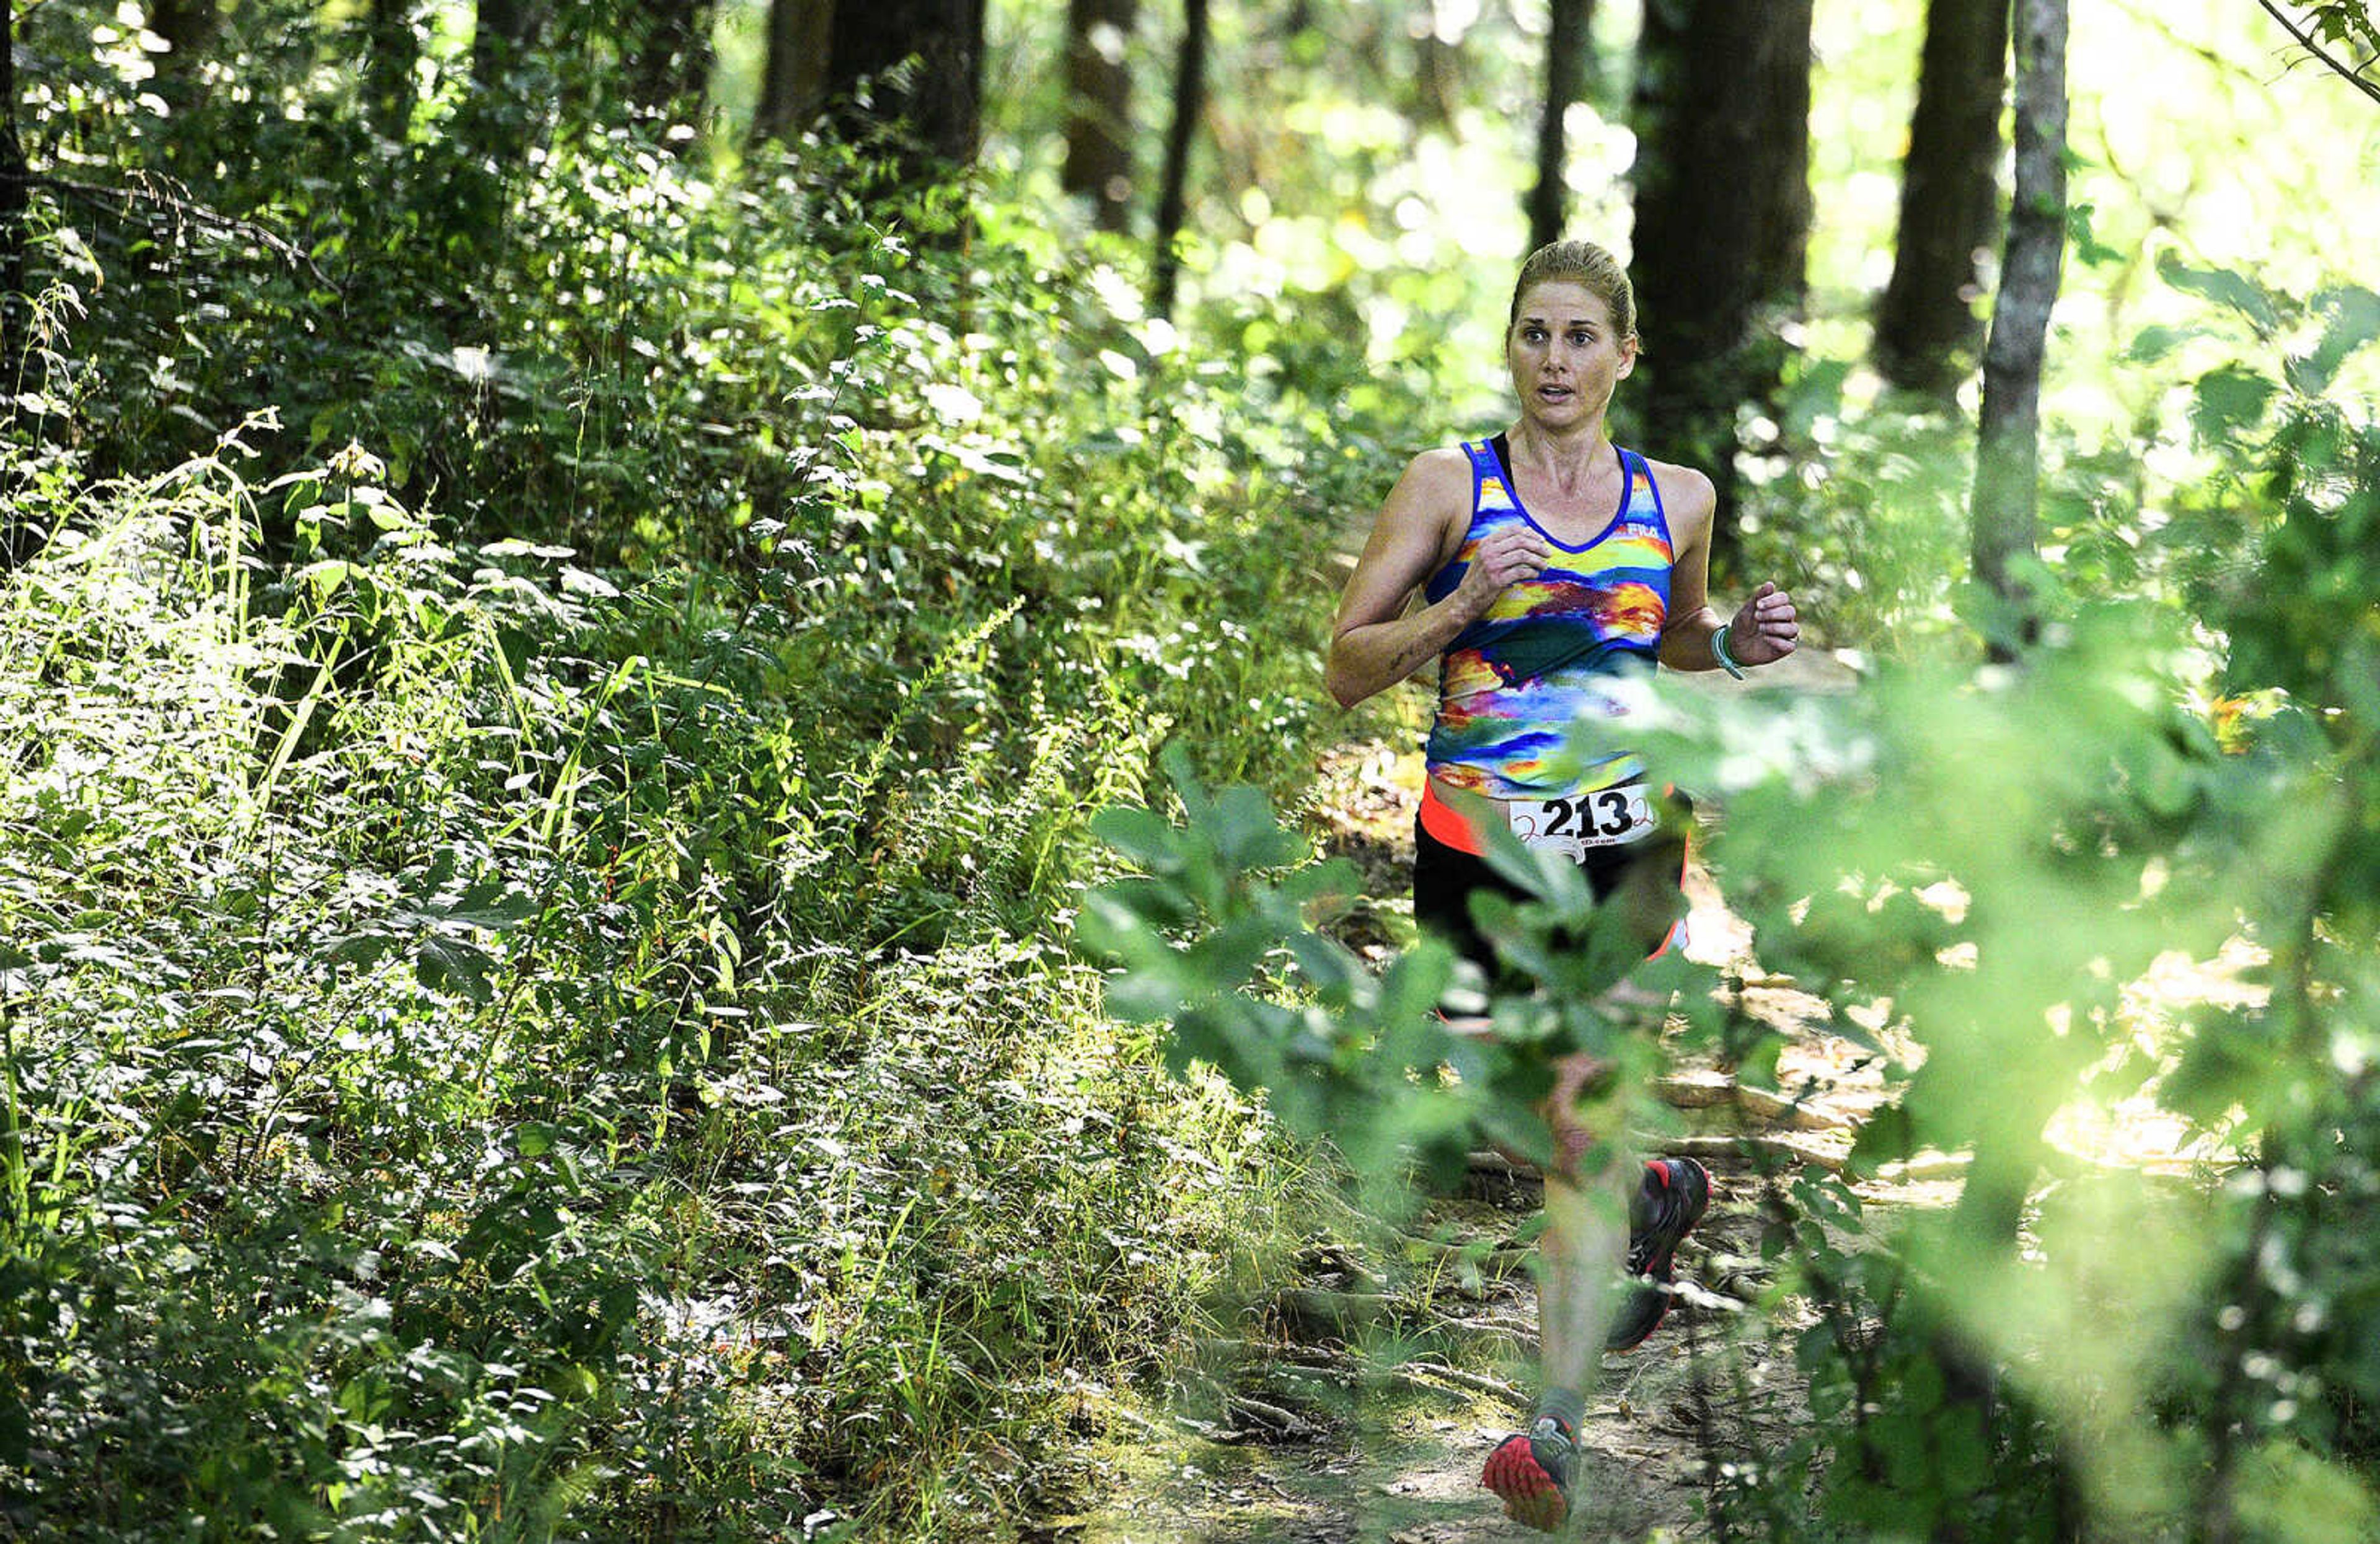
[1637,455,1716,514]
[1402,443,1474,493]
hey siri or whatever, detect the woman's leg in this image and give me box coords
[1417,806,1706,1530]
[1536,1054,1634,1382]
[1478,827,1699,1530]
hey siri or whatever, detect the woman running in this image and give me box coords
[1325,238,1800,1532]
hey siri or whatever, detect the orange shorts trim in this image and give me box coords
[1417,779,1491,857]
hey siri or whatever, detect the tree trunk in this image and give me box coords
[2,0,33,568]
[1,0,24,392]
[1150,0,1209,319]
[472,0,542,97]
[1970,0,2066,656]
[1627,0,1814,575]
[824,0,985,186]
[439,0,546,269]
[144,0,221,139]
[1062,0,1136,231]
[146,0,221,71]
[629,0,717,115]
[1411,1,1460,128]
[362,0,424,143]
[752,0,832,146]
[1877,0,2010,397]
[1527,0,1594,254]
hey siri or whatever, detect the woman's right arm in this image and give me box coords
[1325,449,1547,708]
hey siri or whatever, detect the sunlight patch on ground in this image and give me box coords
[2047,935,2270,1176]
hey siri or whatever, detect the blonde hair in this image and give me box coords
[1508,239,1636,343]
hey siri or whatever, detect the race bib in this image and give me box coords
[1505,782,1657,860]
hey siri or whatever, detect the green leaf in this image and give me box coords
[1207,783,1306,872]
[2286,284,2380,395]
[446,880,539,930]
[1088,805,1183,871]
[1846,1100,1918,1178]
[2189,365,2280,447]
[415,933,497,1003]
[2066,201,2125,268]
[1733,1030,1787,1092]
[2126,324,2203,364]
[326,932,400,971]
[2159,251,2281,335]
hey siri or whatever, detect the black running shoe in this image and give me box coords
[1603,1157,1711,1351]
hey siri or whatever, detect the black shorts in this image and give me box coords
[1412,797,1690,989]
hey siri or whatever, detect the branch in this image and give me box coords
[2256,0,2380,105]
[0,169,338,291]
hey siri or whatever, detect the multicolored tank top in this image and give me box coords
[1422,436,1674,799]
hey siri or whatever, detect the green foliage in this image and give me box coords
[1081,744,1724,1194]
[1080,746,1473,1192]
[1686,264,2380,1536]
[14,0,2380,1535]
[0,127,1413,1533]
[1075,257,2380,1538]
[2291,1,2380,62]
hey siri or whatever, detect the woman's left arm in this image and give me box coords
[1649,461,1800,673]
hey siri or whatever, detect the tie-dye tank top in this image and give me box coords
[1422,436,1674,798]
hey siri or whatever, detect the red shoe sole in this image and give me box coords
[1483,1436,1569,1532]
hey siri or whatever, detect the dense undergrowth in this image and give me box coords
[0,107,1426,1536]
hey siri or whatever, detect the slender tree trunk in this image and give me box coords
[363,0,424,143]
[1062,0,1136,231]
[441,0,547,271]
[1970,0,2066,656]
[825,0,986,186]
[1527,0,1594,253]
[472,0,541,97]
[752,0,832,145]
[1,0,24,394]
[146,0,221,73]
[146,0,221,156]
[2,0,32,569]
[1628,0,1815,573]
[1877,0,2010,397]
[630,0,704,115]
[629,0,716,115]
[1411,0,1460,128]
[1150,0,1209,319]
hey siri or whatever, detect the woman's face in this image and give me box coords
[1506,280,1637,430]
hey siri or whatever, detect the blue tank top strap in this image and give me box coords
[1619,448,1673,549]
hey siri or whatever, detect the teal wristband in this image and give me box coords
[1711,624,1747,679]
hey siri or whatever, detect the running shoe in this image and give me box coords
[1603,1156,1711,1351]
[1481,1413,1576,1532]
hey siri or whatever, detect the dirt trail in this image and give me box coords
[1051,1178,1803,1544]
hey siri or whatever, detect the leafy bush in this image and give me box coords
[0,109,1425,1531]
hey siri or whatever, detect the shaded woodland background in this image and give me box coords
[4,0,2380,1539]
